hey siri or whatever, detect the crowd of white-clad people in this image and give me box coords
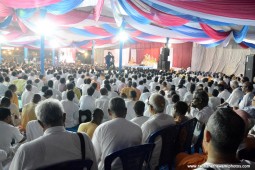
[0,62,255,170]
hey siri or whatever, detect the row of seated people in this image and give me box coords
[1,90,255,169]
[0,66,255,169]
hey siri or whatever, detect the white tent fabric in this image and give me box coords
[191,42,255,75]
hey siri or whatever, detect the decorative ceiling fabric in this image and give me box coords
[0,0,254,49]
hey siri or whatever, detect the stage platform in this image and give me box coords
[124,65,156,69]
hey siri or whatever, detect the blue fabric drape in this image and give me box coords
[69,28,101,37]
[170,25,209,38]
[242,41,255,49]
[44,0,83,15]
[0,15,12,28]
[72,40,90,47]
[118,0,150,25]
[202,40,224,48]
[233,26,249,43]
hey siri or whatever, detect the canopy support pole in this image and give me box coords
[40,35,45,75]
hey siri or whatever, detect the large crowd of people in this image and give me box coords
[0,62,255,170]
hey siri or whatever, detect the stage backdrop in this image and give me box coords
[191,42,255,76]
[103,48,130,66]
[59,48,76,63]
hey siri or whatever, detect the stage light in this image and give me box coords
[50,39,59,48]
[118,30,128,42]
[35,19,56,36]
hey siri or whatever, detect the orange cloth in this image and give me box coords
[175,153,207,170]
[21,103,37,129]
[11,93,19,109]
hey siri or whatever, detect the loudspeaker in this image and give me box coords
[244,54,255,82]
[162,61,170,71]
[158,60,162,69]
[160,48,170,61]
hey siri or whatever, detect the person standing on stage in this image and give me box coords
[105,52,112,69]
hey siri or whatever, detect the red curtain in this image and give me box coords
[172,42,192,69]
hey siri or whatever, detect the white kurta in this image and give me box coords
[10,127,98,170]
[141,113,175,169]
[92,118,142,170]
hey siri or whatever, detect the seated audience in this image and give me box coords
[130,101,149,127]
[10,99,97,170]
[78,108,104,139]
[61,90,79,129]
[21,94,41,129]
[92,97,142,170]
[196,108,255,169]
[142,93,175,169]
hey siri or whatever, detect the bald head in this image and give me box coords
[149,93,165,113]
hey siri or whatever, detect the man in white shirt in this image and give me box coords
[219,80,243,108]
[0,108,25,153]
[21,84,34,108]
[125,90,137,120]
[0,76,8,97]
[10,99,97,170]
[62,83,79,104]
[26,120,43,141]
[48,80,62,101]
[141,93,175,169]
[92,97,142,170]
[209,89,222,111]
[95,88,110,122]
[131,101,149,127]
[0,108,25,167]
[189,90,214,143]
[61,90,79,128]
[76,74,85,88]
[79,87,96,113]
[239,81,254,109]
[217,84,231,102]
[104,84,118,99]
[81,78,92,96]
[196,108,255,170]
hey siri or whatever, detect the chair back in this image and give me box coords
[104,144,155,170]
[79,110,92,124]
[148,125,180,169]
[194,124,206,153]
[177,118,197,154]
[37,159,93,170]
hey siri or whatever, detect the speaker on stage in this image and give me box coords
[160,48,170,61]
[245,54,255,82]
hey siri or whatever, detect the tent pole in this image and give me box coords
[52,48,55,66]
[119,41,123,72]
[40,35,45,75]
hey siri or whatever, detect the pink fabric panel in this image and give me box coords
[94,0,104,21]
[45,10,90,25]
[172,42,192,69]
[0,3,13,17]
[158,0,255,20]
[127,0,188,26]
[84,26,112,36]
[199,23,230,40]
[0,0,61,8]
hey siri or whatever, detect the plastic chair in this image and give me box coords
[37,159,93,170]
[104,143,155,170]
[148,125,180,170]
[193,124,206,153]
[176,118,198,154]
[79,110,92,124]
